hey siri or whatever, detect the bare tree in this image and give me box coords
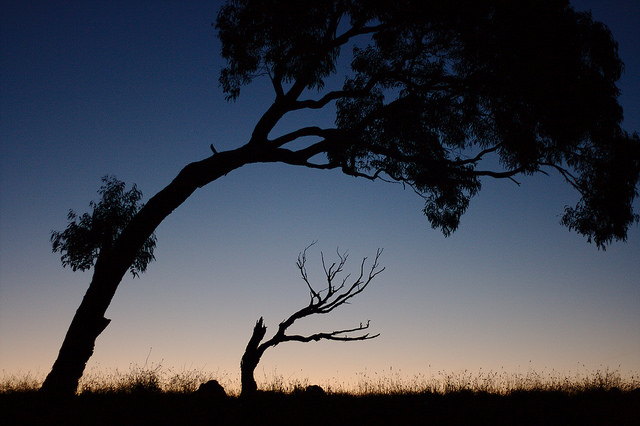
[240,243,383,396]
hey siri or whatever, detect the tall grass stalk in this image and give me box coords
[1,365,638,396]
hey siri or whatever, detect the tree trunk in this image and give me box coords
[240,317,267,396]
[40,146,256,396]
[38,305,111,396]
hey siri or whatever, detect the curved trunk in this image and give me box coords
[40,145,257,396]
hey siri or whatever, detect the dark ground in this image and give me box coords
[2,388,638,425]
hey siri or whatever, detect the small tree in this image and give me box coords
[51,175,157,277]
[241,243,383,396]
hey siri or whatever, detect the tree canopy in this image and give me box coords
[51,176,157,277]
[216,0,640,246]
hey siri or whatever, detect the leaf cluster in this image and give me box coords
[215,0,640,247]
[216,0,342,100]
[51,176,157,277]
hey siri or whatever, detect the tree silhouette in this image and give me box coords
[41,0,640,395]
[240,244,382,396]
[51,176,157,278]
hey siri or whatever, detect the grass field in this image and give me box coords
[2,366,638,425]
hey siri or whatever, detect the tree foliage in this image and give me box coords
[51,176,157,277]
[216,0,640,246]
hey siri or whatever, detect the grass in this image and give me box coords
[5,364,637,396]
[1,365,639,425]
[345,366,640,395]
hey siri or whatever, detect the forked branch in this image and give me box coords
[240,243,383,395]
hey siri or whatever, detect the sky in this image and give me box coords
[1,1,639,391]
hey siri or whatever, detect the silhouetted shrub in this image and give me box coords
[196,380,227,399]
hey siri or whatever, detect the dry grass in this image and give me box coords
[332,366,640,396]
[2,364,638,396]
[77,363,223,394]
[0,372,42,394]
[2,366,638,425]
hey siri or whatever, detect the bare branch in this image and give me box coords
[319,248,384,314]
[321,248,349,297]
[278,320,379,343]
[540,162,585,196]
[263,139,344,170]
[291,77,379,111]
[268,67,285,99]
[269,127,339,148]
[292,91,355,110]
[240,244,383,394]
[451,144,502,166]
[331,23,387,48]
[297,241,321,303]
[473,167,526,183]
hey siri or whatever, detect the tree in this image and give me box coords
[51,176,157,278]
[240,244,382,396]
[41,0,640,395]
[42,177,157,395]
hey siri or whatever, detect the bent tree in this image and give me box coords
[41,0,640,395]
[241,244,382,395]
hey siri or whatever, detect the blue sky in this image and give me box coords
[1,1,638,390]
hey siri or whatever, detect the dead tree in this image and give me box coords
[240,243,383,396]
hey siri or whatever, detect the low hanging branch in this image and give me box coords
[240,243,384,395]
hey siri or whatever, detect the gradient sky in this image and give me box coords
[1,1,639,390]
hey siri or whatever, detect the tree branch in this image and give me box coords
[240,245,383,394]
[318,249,384,314]
[261,137,346,170]
[278,321,379,343]
[540,162,585,196]
[269,68,285,99]
[252,22,388,143]
[452,144,503,166]
[248,100,290,145]
[267,148,336,170]
[295,247,384,316]
[297,241,321,303]
[291,77,379,111]
[269,127,339,148]
[331,24,387,49]
[248,21,386,147]
[473,167,526,184]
